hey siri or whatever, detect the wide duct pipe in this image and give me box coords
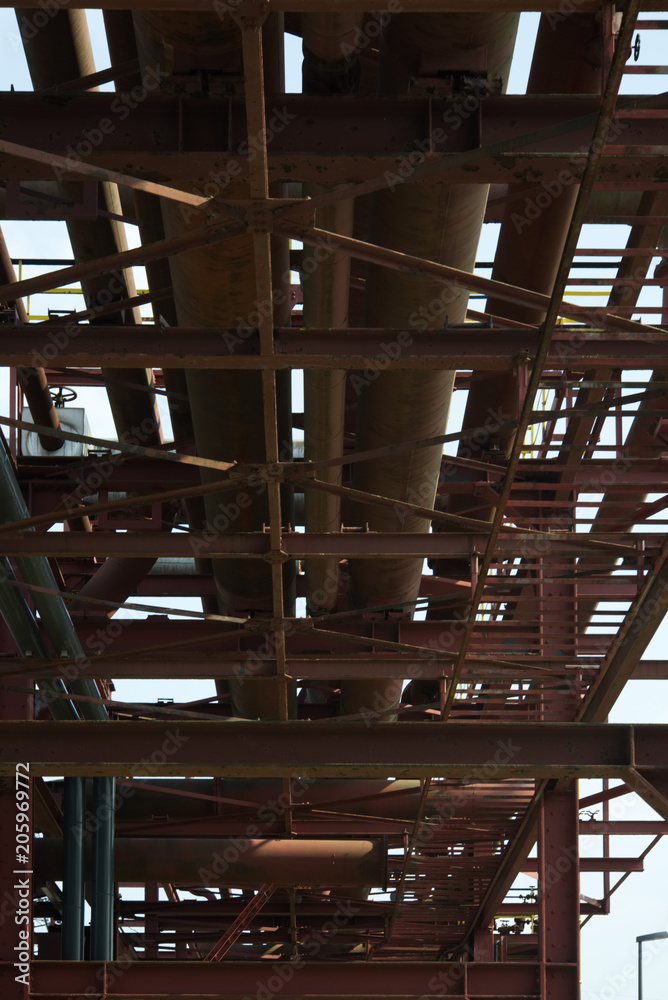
[36,837,386,888]
[302,13,361,616]
[342,12,518,718]
[90,777,116,960]
[132,9,296,720]
[62,777,85,960]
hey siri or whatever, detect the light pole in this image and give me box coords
[636,931,668,1000]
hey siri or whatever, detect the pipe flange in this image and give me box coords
[228,0,269,29]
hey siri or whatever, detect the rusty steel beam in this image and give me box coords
[0,721,665,778]
[0,529,634,559]
[6,0,650,9]
[0,93,666,186]
[0,653,598,681]
[0,960,541,999]
[3,325,668,369]
[580,821,668,835]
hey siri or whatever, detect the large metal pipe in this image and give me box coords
[62,777,85,960]
[36,837,386,888]
[342,12,518,718]
[90,777,116,960]
[131,9,296,720]
[0,554,79,720]
[302,14,360,615]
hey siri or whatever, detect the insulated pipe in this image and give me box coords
[342,12,518,717]
[132,9,296,719]
[62,777,85,960]
[302,13,360,615]
[36,837,386,888]
[0,229,61,452]
[90,777,116,960]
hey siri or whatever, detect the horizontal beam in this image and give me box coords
[1,653,594,681]
[0,721,663,778]
[0,960,541,999]
[0,529,632,559]
[578,857,644,872]
[580,820,668,835]
[5,0,637,9]
[6,326,668,370]
[0,94,665,187]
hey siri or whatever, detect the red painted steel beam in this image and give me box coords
[0,529,633,559]
[0,721,665,778]
[0,959,541,998]
[538,785,579,999]
[2,326,667,369]
[0,94,665,187]
[7,0,647,9]
[577,858,644,871]
[580,821,668,835]
[0,615,616,659]
[0,653,597,681]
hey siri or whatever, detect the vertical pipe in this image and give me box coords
[62,778,85,960]
[638,939,643,1000]
[90,777,116,961]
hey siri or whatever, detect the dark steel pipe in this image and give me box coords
[90,777,116,961]
[62,777,85,960]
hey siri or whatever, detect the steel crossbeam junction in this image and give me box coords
[0,2,667,999]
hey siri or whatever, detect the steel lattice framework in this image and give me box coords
[0,2,667,998]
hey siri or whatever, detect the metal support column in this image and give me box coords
[62,778,85,960]
[538,782,580,999]
[90,778,116,961]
